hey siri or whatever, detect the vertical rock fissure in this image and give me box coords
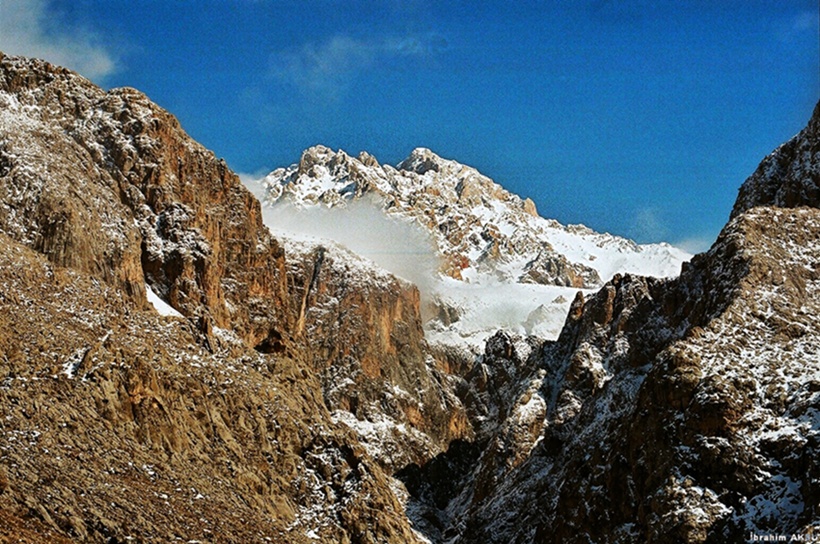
[297,246,325,336]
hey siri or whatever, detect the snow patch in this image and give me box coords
[145,284,183,318]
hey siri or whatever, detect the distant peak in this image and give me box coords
[297,144,339,174]
[357,151,379,168]
[300,144,335,161]
[397,147,445,175]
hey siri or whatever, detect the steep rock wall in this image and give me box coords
[0,53,470,474]
[403,102,820,543]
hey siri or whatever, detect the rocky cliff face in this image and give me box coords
[0,233,418,543]
[3,49,819,544]
[399,103,820,542]
[0,51,284,343]
[0,52,468,542]
[278,239,471,472]
[732,100,820,217]
[260,145,689,288]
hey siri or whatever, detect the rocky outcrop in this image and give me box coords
[0,51,286,344]
[400,102,820,543]
[281,240,471,471]
[0,233,420,543]
[0,52,471,470]
[0,52,469,542]
[732,100,820,217]
[5,49,819,544]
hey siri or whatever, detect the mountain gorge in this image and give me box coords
[0,52,818,543]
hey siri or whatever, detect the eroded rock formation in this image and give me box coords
[0,52,468,542]
[400,102,820,543]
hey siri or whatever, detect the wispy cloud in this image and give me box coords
[271,35,376,94]
[629,206,669,243]
[0,0,116,79]
[792,10,820,33]
[269,33,445,98]
[776,9,820,43]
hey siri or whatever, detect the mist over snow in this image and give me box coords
[241,175,582,352]
[253,193,442,294]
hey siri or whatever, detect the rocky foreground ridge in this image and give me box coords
[0,50,819,544]
[0,52,468,542]
[398,101,820,542]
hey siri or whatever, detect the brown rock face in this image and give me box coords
[281,242,471,471]
[0,52,287,344]
[732,100,820,217]
[0,234,419,543]
[0,52,469,468]
[0,52,471,542]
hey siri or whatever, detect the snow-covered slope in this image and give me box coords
[257,146,691,349]
[261,146,689,286]
[399,101,820,544]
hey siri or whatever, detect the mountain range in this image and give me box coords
[1,52,819,543]
[256,145,690,351]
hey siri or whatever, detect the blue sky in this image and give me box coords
[1,0,817,251]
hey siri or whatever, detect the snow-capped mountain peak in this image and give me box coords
[258,146,691,351]
[261,145,690,288]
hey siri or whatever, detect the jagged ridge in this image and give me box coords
[260,145,690,288]
[399,102,820,543]
[0,52,468,543]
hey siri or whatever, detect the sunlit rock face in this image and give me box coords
[0,52,467,543]
[400,103,820,543]
[3,49,819,544]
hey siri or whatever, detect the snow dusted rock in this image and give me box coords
[399,103,820,543]
[0,51,286,343]
[732,100,820,217]
[260,145,691,355]
[0,233,423,543]
[0,52,459,542]
[6,48,820,544]
[261,145,690,288]
[277,237,472,471]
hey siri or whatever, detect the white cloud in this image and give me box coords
[0,0,116,79]
[271,35,375,94]
[238,171,441,293]
[263,199,442,294]
[269,32,444,97]
[673,236,714,255]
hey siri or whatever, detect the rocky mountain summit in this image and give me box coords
[260,145,689,288]
[1,50,819,544]
[259,145,691,355]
